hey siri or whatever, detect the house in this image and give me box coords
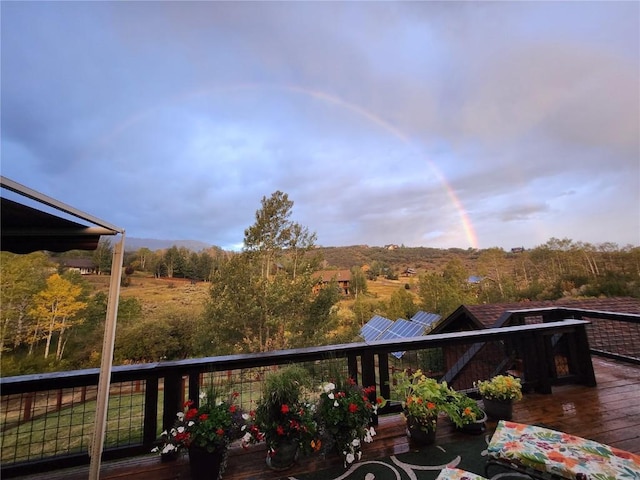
[430,297,640,391]
[313,269,351,295]
[58,258,97,275]
[434,297,640,332]
[403,268,416,277]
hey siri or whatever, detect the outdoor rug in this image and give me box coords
[288,435,494,480]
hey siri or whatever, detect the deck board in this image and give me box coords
[12,357,640,479]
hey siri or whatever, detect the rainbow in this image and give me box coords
[97,83,478,248]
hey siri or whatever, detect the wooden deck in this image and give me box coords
[13,357,640,480]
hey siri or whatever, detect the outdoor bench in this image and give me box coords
[485,420,640,480]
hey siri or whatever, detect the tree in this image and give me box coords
[0,252,51,352]
[244,191,315,280]
[349,267,368,298]
[386,287,418,321]
[93,239,113,274]
[202,192,334,355]
[28,274,87,360]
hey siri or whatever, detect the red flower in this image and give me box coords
[281,404,290,414]
[348,403,358,413]
[198,413,209,421]
[229,405,237,413]
[184,400,194,408]
[276,425,285,436]
[185,408,199,420]
[216,428,224,436]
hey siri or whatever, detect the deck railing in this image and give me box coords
[0,315,613,477]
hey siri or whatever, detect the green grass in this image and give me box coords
[1,391,152,464]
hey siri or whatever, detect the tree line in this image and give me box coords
[2,190,638,376]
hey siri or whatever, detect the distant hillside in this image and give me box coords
[315,245,481,274]
[124,237,212,252]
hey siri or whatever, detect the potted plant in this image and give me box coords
[443,391,487,434]
[394,369,451,445]
[316,377,384,468]
[475,374,523,420]
[153,387,248,480]
[250,366,320,470]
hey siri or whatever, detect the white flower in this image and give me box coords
[176,412,184,421]
[334,400,340,407]
[177,426,185,434]
[345,453,355,465]
[323,382,336,393]
[352,438,361,447]
[328,393,335,400]
[160,430,167,436]
[151,447,159,453]
[199,391,207,400]
[187,421,195,427]
[369,427,377,437]
[242,413,251,421]
[242,432,252,444]
[364,429,374,443]
[357,451,362,460]
[170,428,177,436]
[162,443,176,454]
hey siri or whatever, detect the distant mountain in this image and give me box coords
[124,237,213,252]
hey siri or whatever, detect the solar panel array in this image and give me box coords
[377,319,426,341]
[360,312,439,359]
[377,319,427,359]
[411,311,441,327]
[359,315,394,342]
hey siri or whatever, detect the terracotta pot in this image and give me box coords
[482,397,514,420]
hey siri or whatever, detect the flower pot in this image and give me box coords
[456,409,487,435]
[406,415,437,445]
[266,440,299,471]
[482,397,513,420]
[188,445,228,480]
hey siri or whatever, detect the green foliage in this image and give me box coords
[442,391,484,428]
[115,308,197,362]
[316,378,381,466]
[393,369,453,428]
[476,375,523,402]
[386,287,418,320]
[253,366,318,454]
[155,388,247,454]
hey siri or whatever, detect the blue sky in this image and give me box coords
[2,2,638,251]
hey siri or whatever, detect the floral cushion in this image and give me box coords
[487,420,640,480]
[435,467,488,480]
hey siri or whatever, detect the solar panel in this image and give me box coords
[411,311,441,327]
[377,319,427,359]
[360,315,393,342]
[378,319,426,341]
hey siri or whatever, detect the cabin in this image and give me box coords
[58,258,97,275]
[313,269,351,295]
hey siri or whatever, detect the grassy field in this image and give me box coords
[86,273,418,320]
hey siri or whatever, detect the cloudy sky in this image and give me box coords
[2,2,638,251]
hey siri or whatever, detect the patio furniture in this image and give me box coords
[436,467,488,480]
[485,420,640,479]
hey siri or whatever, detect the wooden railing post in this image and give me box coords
[574,325,597,387]
[162,372,182,432]
[188,372,200,406]
[143,377,159,446]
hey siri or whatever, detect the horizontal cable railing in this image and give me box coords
[0,318,600,477]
